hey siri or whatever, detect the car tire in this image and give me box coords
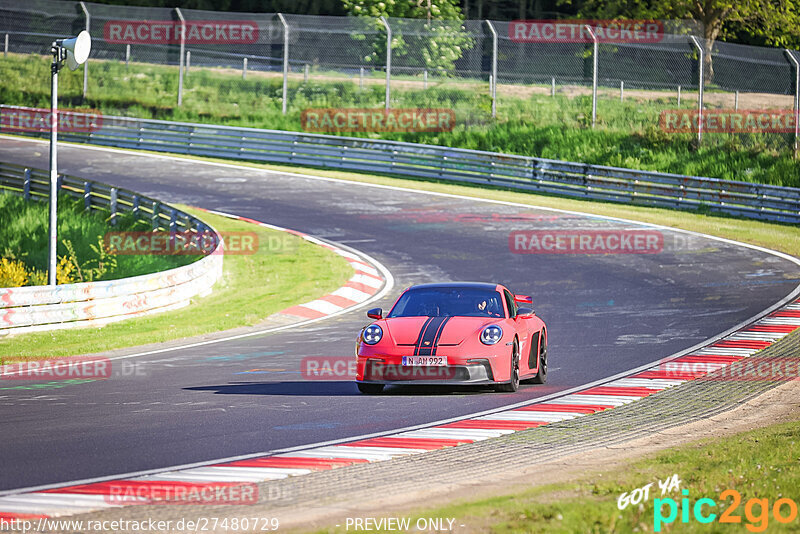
[495,339,520,392]
[531,332,547,384]
[357,383,385,395]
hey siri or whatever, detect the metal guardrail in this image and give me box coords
[3,106,800,223]
[0,160,222,336]
[0,161,213,233]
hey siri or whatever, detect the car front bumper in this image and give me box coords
[356,357,501,386]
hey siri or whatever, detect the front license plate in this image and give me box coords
[402,356,448,366]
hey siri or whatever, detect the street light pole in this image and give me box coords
[48,42,62,285]
[47,31,91,285]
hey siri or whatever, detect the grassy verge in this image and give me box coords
[312,418,800,533]
[0,191,195,283]
[0,206,353,359]
[1,53,797,187]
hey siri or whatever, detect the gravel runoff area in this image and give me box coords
[11,330,800,534]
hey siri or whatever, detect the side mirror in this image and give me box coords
[367,308,383,320]
[516,307,534,318]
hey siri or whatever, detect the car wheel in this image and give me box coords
[357,383,385,395]
[495,339,520,392]
[531,332,547,384]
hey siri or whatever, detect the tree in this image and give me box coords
[563,0,800,82]
[342,0,474,74]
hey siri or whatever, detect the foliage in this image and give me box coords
[0,258,29,288]
[61,237,118,283]
[342,0,474,74]
[0,192,194,286]
[565,0,800,80]
[0,255,81,287]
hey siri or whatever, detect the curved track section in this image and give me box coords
[0,137,798,493]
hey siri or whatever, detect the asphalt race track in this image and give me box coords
[0,137,798,492]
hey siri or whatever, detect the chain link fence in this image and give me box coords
[1,0,798,153]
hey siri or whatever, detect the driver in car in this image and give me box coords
[477,298,503,317]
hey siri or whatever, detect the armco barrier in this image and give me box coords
[0,161,223,336]
[2,105,799,223]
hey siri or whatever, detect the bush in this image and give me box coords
[0,258,29,287]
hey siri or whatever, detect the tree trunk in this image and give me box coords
[702,20,722,85]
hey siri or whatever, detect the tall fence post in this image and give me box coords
[125,43,130,68]
[4,33,8,57]
[79,2,89,99]
[277,13,289,115]
[175,8,185,106]
[690,36,704,144]
[379,16,392,110]
[620,81,624,101]
[584,25,598,128]
[785,49,799,156]
[485,20,498,118]
[242,57,247,79]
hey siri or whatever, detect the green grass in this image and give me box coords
[0,206,353,359]
[0,191,194,281]
[311,418,800,533]
[1,53,797,187]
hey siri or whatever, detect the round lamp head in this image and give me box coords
[63,30,91,70]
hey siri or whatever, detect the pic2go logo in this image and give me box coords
[654,489,799,532]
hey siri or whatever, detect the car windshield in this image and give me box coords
[388,287,506,318]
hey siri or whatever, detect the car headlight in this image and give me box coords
[363,324,383,345]
[480,325,503,345]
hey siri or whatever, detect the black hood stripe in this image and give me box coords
[412,317,434,356]
[414,316,451,357]
[429,316,451,356]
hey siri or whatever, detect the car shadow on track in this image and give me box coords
[184,381,498,396]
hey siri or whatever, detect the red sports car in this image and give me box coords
[355,282,548,394]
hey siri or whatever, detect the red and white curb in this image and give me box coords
[1,298,797,519]
[196,209,385,321]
